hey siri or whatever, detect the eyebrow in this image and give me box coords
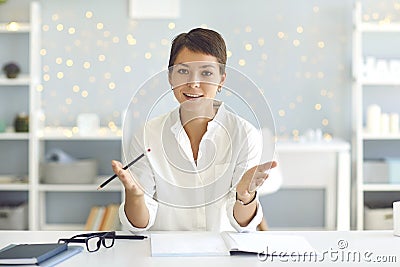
[176,63,217,69]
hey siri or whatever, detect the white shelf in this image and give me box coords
[0,22,30,33]
[363,132,400,140]
[362,184,400,191]
[276,138,350,152]
[0,132,29,140]
[0,175,29,191]
[0,74,30,86]
[360,22,400,33]
[0,183,29,191]
[360,77,400,86]
[38,183,122,192]
[39,127,122,140]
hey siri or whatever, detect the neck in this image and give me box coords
[179,99,216,127]
[179,100,216,161]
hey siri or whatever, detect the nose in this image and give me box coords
[188,81,200,89]
[187,71,201,88]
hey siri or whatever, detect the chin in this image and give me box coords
[180,97,214,113]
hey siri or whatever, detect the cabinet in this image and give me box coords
[261,139,350,231]
[353,2,400,230]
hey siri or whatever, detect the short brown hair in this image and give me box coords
[168,28,227,71]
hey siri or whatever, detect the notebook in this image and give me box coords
[0,243,68,265]
[150,231,315,257]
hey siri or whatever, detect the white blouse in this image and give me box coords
[119,101,264,232]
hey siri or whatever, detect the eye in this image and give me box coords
[177,68,189,75]
[201,70,213,77]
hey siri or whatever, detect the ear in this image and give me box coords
[219,72,226,87]
[168,70,173,88]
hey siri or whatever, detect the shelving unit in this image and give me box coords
[0,2,40,231]
[0,2,124,231]
[35,128,123,230]
[353,2,400,230]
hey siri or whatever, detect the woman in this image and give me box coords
[112,28,277,232]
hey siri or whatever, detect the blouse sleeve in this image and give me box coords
[226,190,264,232]
[119,195,158,232]
[119,131,159,232]
[226,121,264,232]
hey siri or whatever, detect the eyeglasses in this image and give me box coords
[58,231,147,252]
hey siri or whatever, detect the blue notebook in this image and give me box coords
[0,243,82,266]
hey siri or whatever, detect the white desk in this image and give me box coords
[0,230,399,266]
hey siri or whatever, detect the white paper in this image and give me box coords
[150,231,315,257]
[151,232,229,257]
[223,232,315,255]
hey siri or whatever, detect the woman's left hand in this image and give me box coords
[236,161,277,203]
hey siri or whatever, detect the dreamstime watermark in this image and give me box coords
[257,239,398,263]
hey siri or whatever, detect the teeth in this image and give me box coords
[184,93,202,98]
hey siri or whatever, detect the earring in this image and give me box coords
[217,87,222,93]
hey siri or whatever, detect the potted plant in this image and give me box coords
[2,62,21,79]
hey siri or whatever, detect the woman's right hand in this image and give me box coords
[111,160,144,197]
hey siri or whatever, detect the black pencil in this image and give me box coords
[97,148,150,190]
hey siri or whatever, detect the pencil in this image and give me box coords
[97,148,150,190]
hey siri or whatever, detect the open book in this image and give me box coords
[150,231,315,257]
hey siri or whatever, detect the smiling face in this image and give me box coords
[170,48,226,104]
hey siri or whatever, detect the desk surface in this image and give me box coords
[0,230,399,266]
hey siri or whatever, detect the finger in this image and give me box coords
[257,161,277,173]
[111,160,131,182]
[111,160,123,173]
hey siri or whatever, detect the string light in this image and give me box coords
[98,54,106,62]
[85,11,93,19]
[56,24,64,31]
[104,72,112,79]
[168,22,175,29]
[297,26,304,33]
[39,2,356,138]
[81,90,89,98]
[108,82,116,90]
[66,59,74,67]
[245,43,253,51]
[83,61,91,69]
[97,23,104,30]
